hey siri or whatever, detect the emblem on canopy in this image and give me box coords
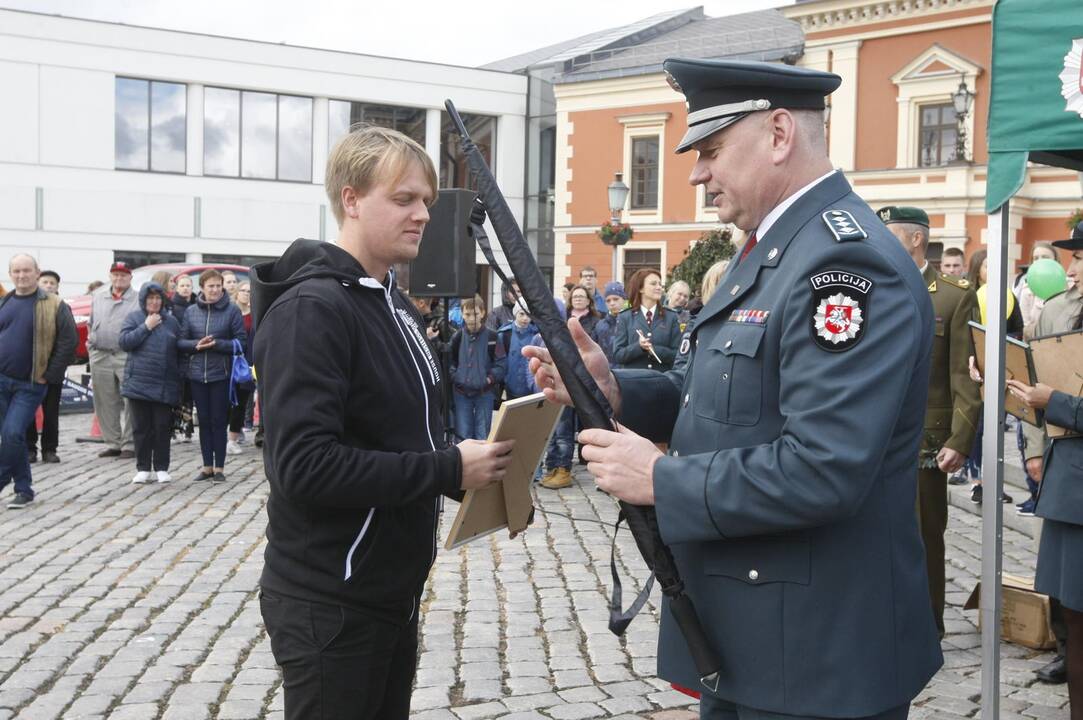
[1060,38,1083,117]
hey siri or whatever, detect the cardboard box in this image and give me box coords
[964,574,1057,650]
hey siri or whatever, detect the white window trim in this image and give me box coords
[891,45,982,169]
[618,240,667,286]
[619,112,668,224]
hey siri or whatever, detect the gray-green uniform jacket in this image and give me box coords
[613,172,942,717]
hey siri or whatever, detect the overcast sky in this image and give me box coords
[1,0,795,67]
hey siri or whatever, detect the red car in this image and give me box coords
[67,263,250,363]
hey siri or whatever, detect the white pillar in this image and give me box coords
[186,84,204,176]
[828,41,861,172]
[425,108,441,173]
[312,97,329,185]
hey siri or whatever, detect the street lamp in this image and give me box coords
[951,76,975,163]
[607,172,630,225]
[605,172,631,282]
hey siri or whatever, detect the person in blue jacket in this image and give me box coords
[119,282,182,484]
[179,269,245,483]
[497,299,536,401]
[449,295,506,441]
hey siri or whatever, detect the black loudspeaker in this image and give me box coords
[409,188,477,298]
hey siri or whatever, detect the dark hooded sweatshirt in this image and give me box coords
[251,240,461,613]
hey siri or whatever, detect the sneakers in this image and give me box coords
[156,471,172,484]
[541,467,572,489]
[131,471,151,484]
[193,470,214,482]
[41,450,60,463]
[1016,498,1036,516]
[226,441,243,455]
[7,493,32,509]
[28,450,38,464]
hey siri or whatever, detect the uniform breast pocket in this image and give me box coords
[693,324,765,426]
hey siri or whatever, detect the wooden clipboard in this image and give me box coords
[1029,329,1083,438]
[444,393,563,550]
[969,321,1042,426]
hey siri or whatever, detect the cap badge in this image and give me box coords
[665,71,683,93]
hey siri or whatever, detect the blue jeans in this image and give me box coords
[191,379,230,468]
[0,373,48,499]
[545,407,575,471]
[453,390,494,441]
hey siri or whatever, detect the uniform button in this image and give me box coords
[683,393,689,406]
[724,340,732,349]
[748,569,759,581]
[721,373,729,380]
[695,338,700,347]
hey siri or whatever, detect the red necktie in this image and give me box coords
[738,232,758,263]
[645,309,653,326]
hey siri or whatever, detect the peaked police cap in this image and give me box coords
[663,58,841,153]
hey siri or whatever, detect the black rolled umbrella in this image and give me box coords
[445,99,721,692]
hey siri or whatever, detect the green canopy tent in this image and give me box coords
[982,1,1083,713]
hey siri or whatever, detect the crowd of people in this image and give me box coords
[0,258,257,506]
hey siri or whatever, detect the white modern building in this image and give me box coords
[0,9,529,299]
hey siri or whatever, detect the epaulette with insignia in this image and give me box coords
[822,210,867,242]
[939,273,970,290]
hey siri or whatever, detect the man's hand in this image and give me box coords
[523,317,620,414]
[458,438,515,491]
[1006,379,1054,409]
[195,335,215,351]
[579,423,663,505]
[35,377,46,385]
[145,313,162,330]
[1025,457,1043,482]
[968,355,982,384]
[426,326,439,340]
[936,447,966,474]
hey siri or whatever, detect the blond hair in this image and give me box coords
[325,124,438,226]
[461,294,486,314]
[700,259,731,304]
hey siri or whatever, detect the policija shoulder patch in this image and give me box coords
[808,270,873,352]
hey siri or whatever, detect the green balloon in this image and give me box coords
[1026,258,1067,301]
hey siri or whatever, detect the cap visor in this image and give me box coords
[1052,239,1083,250]
[674,114,746,154]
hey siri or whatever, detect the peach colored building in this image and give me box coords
[550,1,1080,291]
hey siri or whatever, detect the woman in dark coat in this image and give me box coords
[613,269,682,371]
[170,273,196,441]
[567,284,602,337]
[179,269,245,483]
[119,283,182,484]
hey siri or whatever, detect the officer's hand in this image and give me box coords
[579,422,662,505]
[523,317,620,414]
[1025,457,1043,482]
[968,355,982,384]
[1007,379,1053,409]
[936,447,966,474]
[457,439,515,491]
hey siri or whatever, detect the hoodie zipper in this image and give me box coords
[344,273,442,582]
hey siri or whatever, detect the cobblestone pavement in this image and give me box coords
[0,416,1069,719]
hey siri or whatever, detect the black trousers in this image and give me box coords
[260,589,419,720]
[25,382,62,453]
[228,386,252,433]
[128,399,173,471]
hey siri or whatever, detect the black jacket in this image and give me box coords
[252,239,461,612]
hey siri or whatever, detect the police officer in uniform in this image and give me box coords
[880,205,980,638]
[527,58,942,720]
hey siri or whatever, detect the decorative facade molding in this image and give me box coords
[786,0,994,34]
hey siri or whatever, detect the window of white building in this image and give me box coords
[328,101,426,149]
[115,78,186,173]
[204,88,313,181]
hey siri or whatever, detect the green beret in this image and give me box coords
[877,206,929,228]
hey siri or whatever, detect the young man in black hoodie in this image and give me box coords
[252,126,513,720]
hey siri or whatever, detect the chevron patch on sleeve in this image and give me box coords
[822,210,867,242]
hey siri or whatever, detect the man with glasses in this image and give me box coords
[579,266,606,313]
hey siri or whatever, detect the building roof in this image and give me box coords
[556,9,804,83]
[481,7,704,73]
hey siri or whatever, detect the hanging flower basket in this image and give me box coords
[598,222,634,246]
